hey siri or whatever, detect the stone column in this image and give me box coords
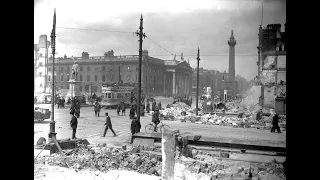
[172,72,176,95]
[161,130,175,180]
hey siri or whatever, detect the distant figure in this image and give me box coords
[70,112,78,139]
[129,105,135,119]
[256,109,263,121]
[130,117,141,143]
[152,101,156,111]
[152,109,160,132]
[121,101,126,116]
[158,101,162,110]
[271,113,281,133]
[146,102,150,113]
[94,101,101,117]
[117,103,121,115]
[102,112,116,137]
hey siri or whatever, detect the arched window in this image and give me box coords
[80,74,82,81]
[87,75,90,82]
[48,76,51,82]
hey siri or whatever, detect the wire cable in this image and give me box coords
[146,36,174,56]
[56,27,135,34]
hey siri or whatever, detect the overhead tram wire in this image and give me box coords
[56,27,135,34]
[145,36,174,56]
[149,54,259,57]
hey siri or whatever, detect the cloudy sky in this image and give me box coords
[34,0,286,81]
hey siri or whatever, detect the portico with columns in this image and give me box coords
[164,60,193,96]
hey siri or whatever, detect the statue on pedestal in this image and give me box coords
[71,63,79,81]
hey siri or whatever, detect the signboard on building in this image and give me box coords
[277,55,286,69]
[261,70,277,85]
[263,56,276,69]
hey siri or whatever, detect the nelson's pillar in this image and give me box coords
[228,30,236,82]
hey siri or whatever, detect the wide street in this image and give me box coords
[34,97,286,147]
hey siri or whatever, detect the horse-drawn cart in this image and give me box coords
[34,107,51,122]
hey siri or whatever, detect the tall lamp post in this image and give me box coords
[196,48,200,116]
[49,9,57,142]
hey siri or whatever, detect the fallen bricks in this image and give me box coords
[44,138,90,154]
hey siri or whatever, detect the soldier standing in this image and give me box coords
[130,117,141,143]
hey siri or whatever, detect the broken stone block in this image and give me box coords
[131,147,140,153]
[135,157,142,167]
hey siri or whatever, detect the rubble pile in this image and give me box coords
[178,150,286,180]
[34,144,162,176]
[160,102,195,121]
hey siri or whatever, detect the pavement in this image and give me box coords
[34,97,285,149]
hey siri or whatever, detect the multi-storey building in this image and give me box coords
[34,35,50,94]
[258,23,286,108]
[46,50,193,96]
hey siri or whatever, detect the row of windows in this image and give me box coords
[48,65,134,73]
[102,92,131,99]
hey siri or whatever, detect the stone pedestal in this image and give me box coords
[162,130,175,180]
[66,80,82,99]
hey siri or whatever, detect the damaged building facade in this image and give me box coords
[257,23,286,112]
[46,50,193,96]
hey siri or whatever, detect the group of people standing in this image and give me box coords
[256,109,282,133]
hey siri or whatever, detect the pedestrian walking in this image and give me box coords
[70,112,78,139]
[152,101,156,111]
[94,101,101,117]
[130,117,141,143]
[271,113,281,133]
[102,112,116,137]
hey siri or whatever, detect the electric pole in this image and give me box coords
[135,15,147,123]
[49,8,57,142]
[196,48,200,116]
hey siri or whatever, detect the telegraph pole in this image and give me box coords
[135,15,147,122]
[49,8,57,142]
[196,48,200,116]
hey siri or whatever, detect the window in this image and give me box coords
[80,66,83,71]
[79,86,82,92]
[60,75,63,81]
[108,93,111,98]
[48,76,51,81]
[102,66,106,71]
[54,67,56,71]
[39,62,43,67]
[95,75,98,82]
[67,74,70,80]
[87,66,90,71]
[67,66,70,73]
[102,75,105,82]
[60,67,64,71]
[150,76,152,83]
[48,67,51,72]
[80,74,82,81]
[146,76,148,82]
[85,85,89,92]
[87,75,90,82]
[95,67,98,71]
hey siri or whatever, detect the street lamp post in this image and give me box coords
[196,48,200,116]
[49,9,57,142]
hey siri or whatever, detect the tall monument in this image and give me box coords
[228,30,236,82]
[221,30,238,101]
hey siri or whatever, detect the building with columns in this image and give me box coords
[46,50,193,97]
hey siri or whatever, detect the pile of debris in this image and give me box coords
[34,144,162,176]
[160,102,195,120]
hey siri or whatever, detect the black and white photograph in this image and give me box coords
[34,0,286,179]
